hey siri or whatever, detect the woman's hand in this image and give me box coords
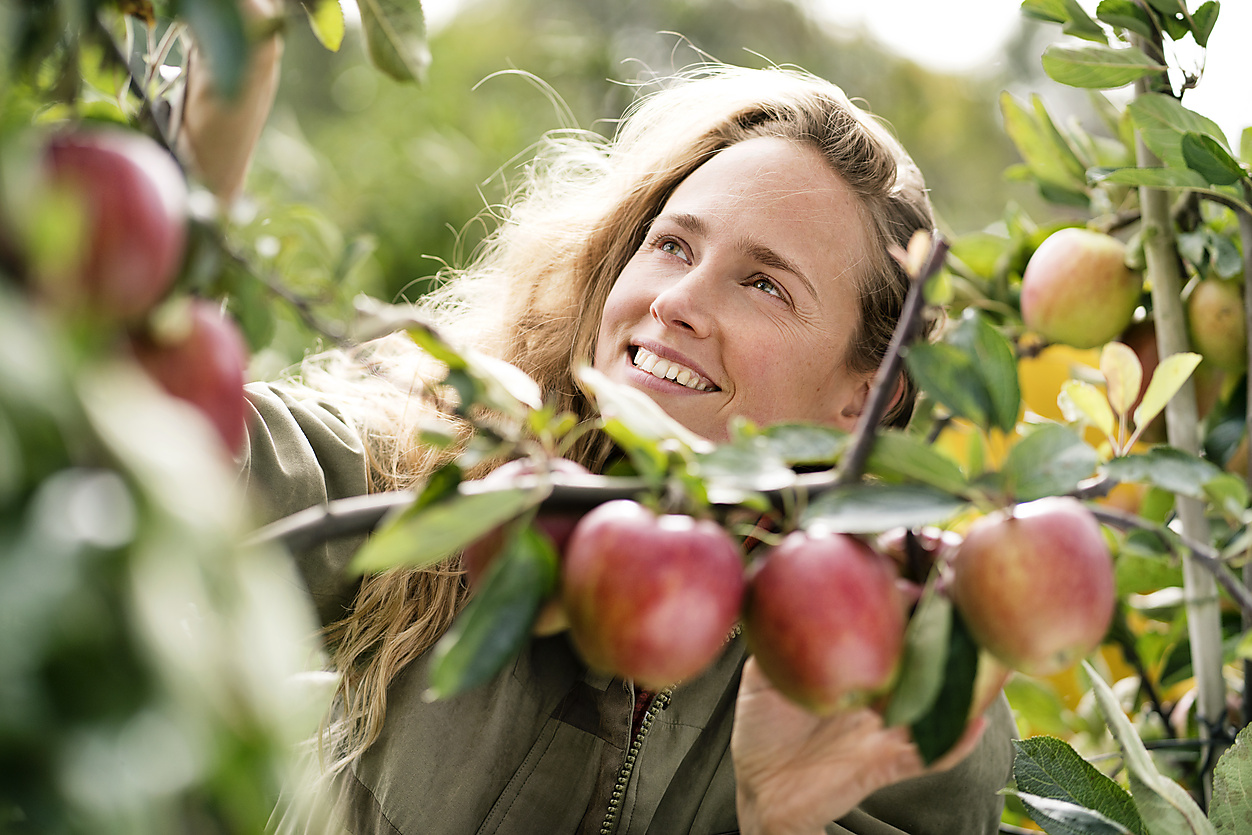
[731,656,986,835]
[176,0,285,204]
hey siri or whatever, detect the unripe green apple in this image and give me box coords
[562,500,746,689]
[743,529,906,715]
[1021,228,1141,349]
[950,496,1114,677]
[1187,278,1247,371]
[39,129,188,319]
[130,300,248,453]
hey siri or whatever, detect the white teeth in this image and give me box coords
[632,347,715,391]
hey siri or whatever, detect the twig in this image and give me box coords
[834,234,949,486]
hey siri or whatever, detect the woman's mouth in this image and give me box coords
[630,346,718,392]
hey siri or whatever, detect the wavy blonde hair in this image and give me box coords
[303,63,937,771]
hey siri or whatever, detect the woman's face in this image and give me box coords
[593,136,875,442]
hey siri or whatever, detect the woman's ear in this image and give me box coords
[835,372,904,432]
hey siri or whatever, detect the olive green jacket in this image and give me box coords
[243,382,1017,835]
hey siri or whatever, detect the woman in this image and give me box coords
[193,13,1017,835]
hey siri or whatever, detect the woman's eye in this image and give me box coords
[750,276,784,299]
[658,239,688,261]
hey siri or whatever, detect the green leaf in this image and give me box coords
[1190,1,1219,47]
[357,0,430,83]
[350,481,548,573]
[172,0,249,98]
[302,0,346,51]
[905,342,991,429]
[1096,0,1157,40]
[1000,93,1090,195]
[1061,0,1110,42]
[578,367,714,454]
[1212,724,1252,835]
[695,436,795,492]
[883,579,952,727]
[1022,0,1071,23]
[1181,133,1246,186]
[802,484,967,534]
[1241,127,1252,167]
[1101,342,1142,419]
[1060,380,1117,439]
[1013,735,1146,835]
[757,423,847,467]
[1093,167,1210,189]
[1041,44,1166,89]
[1012,792,1138,835]
[1002,424,1099,502]
[1101,448,1224,500]
[1134,353,1202,428]
[866,431,968,495]
[1082,661,1217,835]
[1128,94,1229,170]
[949,309,1021,433]
[910,609,978,764]
[425,527,558,699]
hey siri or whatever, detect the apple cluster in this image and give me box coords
[13,127,249,453]
[466,484,1117,719]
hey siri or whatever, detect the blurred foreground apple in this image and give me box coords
[130,299,249,453]
[1021,228,1141,349]
[744,529,906,715]
[39,129,188,319]
[950,496,1115,677]
[561,500,745,689]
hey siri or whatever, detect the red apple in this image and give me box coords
[949,496,1114,677]
[39,129,188,319]
[1020,228,1141,349]
[1187,278,1246,371]
[130,300,248,453]
[561,500,746,689]
[743,529,906,715]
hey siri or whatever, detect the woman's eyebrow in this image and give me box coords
[664,211,817,299]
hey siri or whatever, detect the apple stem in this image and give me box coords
[833,234,949,488]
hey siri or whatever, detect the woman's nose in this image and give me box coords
[648,268,715,337]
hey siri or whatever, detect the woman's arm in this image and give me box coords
[175,0,284,205]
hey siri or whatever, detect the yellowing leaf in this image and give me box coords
[1059,380,1115,438]
[1100,341,1142,419]
[1133,352,1202,429]
[304,0,346,52]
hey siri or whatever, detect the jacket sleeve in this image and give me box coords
[238,381,373,626]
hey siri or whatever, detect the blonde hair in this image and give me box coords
[304,64,936,771]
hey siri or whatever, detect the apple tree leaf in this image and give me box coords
[1181,133,1247,187]
[1133,352,1201,429]
[426,526,558,700]
[1041,44,1166,89]
[1101,342,1142,419]
[882,577,952,728]
[1211,724,1252,835]
[1091,166,1211,190]
[350,480,548,574]
[1013,735,1147,835]
[867,431,968,495]
[1060,380,1117,439]
[578,367,713,454]
[757,423,848,467]
[302,0,346,51]
[905,342,992,430]
[1096,0,1156,40]
[1190,1,1219,48]
[948,309,1021,433]
[695,434,795,492]
[358,0,430,83]
[1128,94,1229,171]
[171,0,248,98]
[1101,447,1224,501]
[1002,423,1099,502]
[1011,792,1138,835]
[1000,93,1090,201]
[909,609,978,765]
[1022,0,1069,24]
[801,484,967,534]
[1082,661,1217,835]
[1058,0,1109,42]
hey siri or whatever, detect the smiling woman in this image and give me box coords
[188,23,1015,833]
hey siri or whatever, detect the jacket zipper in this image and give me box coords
[599,686,673,835]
